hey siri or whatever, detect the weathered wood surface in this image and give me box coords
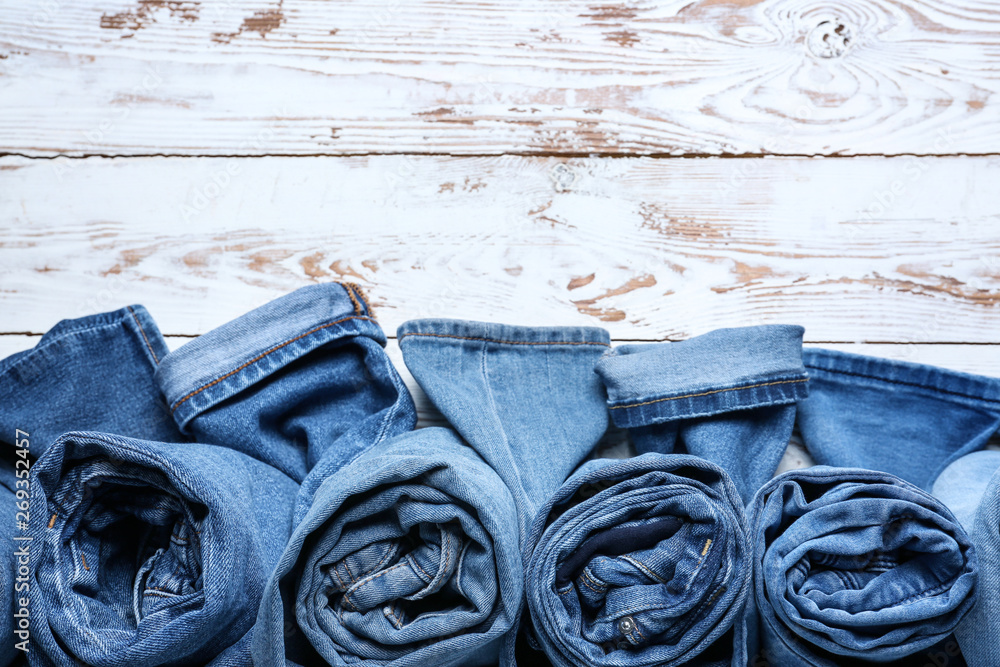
[1,0,998,156]
[2,154,998,340]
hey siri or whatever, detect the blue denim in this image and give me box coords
[155,282,417,521]
[397,320,613,540]
[934,450,1000,666]
[28,431,298,666]
[521,454,750,667]
[253,320,612,666]
[595,325,808,504]
[253,427,522,667]
[799,349,1000,490]
[0,306,185,667]
[748,466,978,666]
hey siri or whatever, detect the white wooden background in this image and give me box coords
[2,0,999,451]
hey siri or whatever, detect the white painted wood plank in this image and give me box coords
[1,0,998,156]
[3,154,998,341]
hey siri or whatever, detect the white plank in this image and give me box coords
[1,0,998,156]
[3,154,999,341]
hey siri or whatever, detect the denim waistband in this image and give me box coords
[596,325,808,429]
[157,282,384,431]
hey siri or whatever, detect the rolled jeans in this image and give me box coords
[748,466,978,666]
[255,320,612,665]
[522,454,750,667]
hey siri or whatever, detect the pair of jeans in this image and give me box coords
[0,306,298,665]
[514,325,807,667]
[254,320,612,666]
[749,350,994,666]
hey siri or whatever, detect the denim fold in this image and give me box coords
[799,349,1000,490]
[521,454,751,667]
[28,432,297,666]
[155,282,417,520]
[596,325,808,504]
[748,466,978,666]
[933,450,1000,666]
[252,428,522,667]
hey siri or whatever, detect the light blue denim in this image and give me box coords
[934,451,1000,666]
[799,349,1000,490]
[155,282,417,522]
[521,454,750,667]
[596,325,808,503]
[253,320,610,666]
[748,466,978,666]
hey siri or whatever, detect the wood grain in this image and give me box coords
[3,154,998,340]
[1,0,998,156]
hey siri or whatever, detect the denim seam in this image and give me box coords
[344,560,411,609]
[127,305,160,364]
[169,314,376,412]
[365,544,398,579]
[409,555,433,583]
[621,555,666,585]
[0,315,141,379]
[398,332,610,348]
[805,364,1000,405]
[581,568,606,591]
[608,377,808,410]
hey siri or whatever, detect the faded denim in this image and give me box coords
[748,467,977,666]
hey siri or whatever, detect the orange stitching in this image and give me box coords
[169,315,375,412]
[608,378,807,410]
[344,561,409,609]
[409,556,433,582]
[128,306,160,365]
[48,513,57,528]
[701,539,712,556]
[398,332,610,348]
[341,283,364,316]
[81,553,90,571]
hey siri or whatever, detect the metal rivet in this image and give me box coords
[618,616,635,634]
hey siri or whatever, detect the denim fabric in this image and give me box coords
[0,307,185,667]
[933,451,1000,666]
[397,320,613,540]
[155,282,417,521]
[799,349,1000,490]
[253,427,521,667]
[521,454,750,667]
[27,431,297,666]
[595,326,808,504]
[0,306,183,455]
[748,466,978,666]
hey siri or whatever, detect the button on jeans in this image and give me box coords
[748,466,978,666]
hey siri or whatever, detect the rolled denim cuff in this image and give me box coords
[596,325,808,429]
[157,282,383,431]
[749,466,978,665]
[519,453,751,667]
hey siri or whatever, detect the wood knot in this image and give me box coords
[806,19,852,58]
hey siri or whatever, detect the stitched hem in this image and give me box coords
[806,364,1000,406]
[169,315,375,413]
[609,378,808,410]
[127,305,160,365]
[397,332,610,348]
